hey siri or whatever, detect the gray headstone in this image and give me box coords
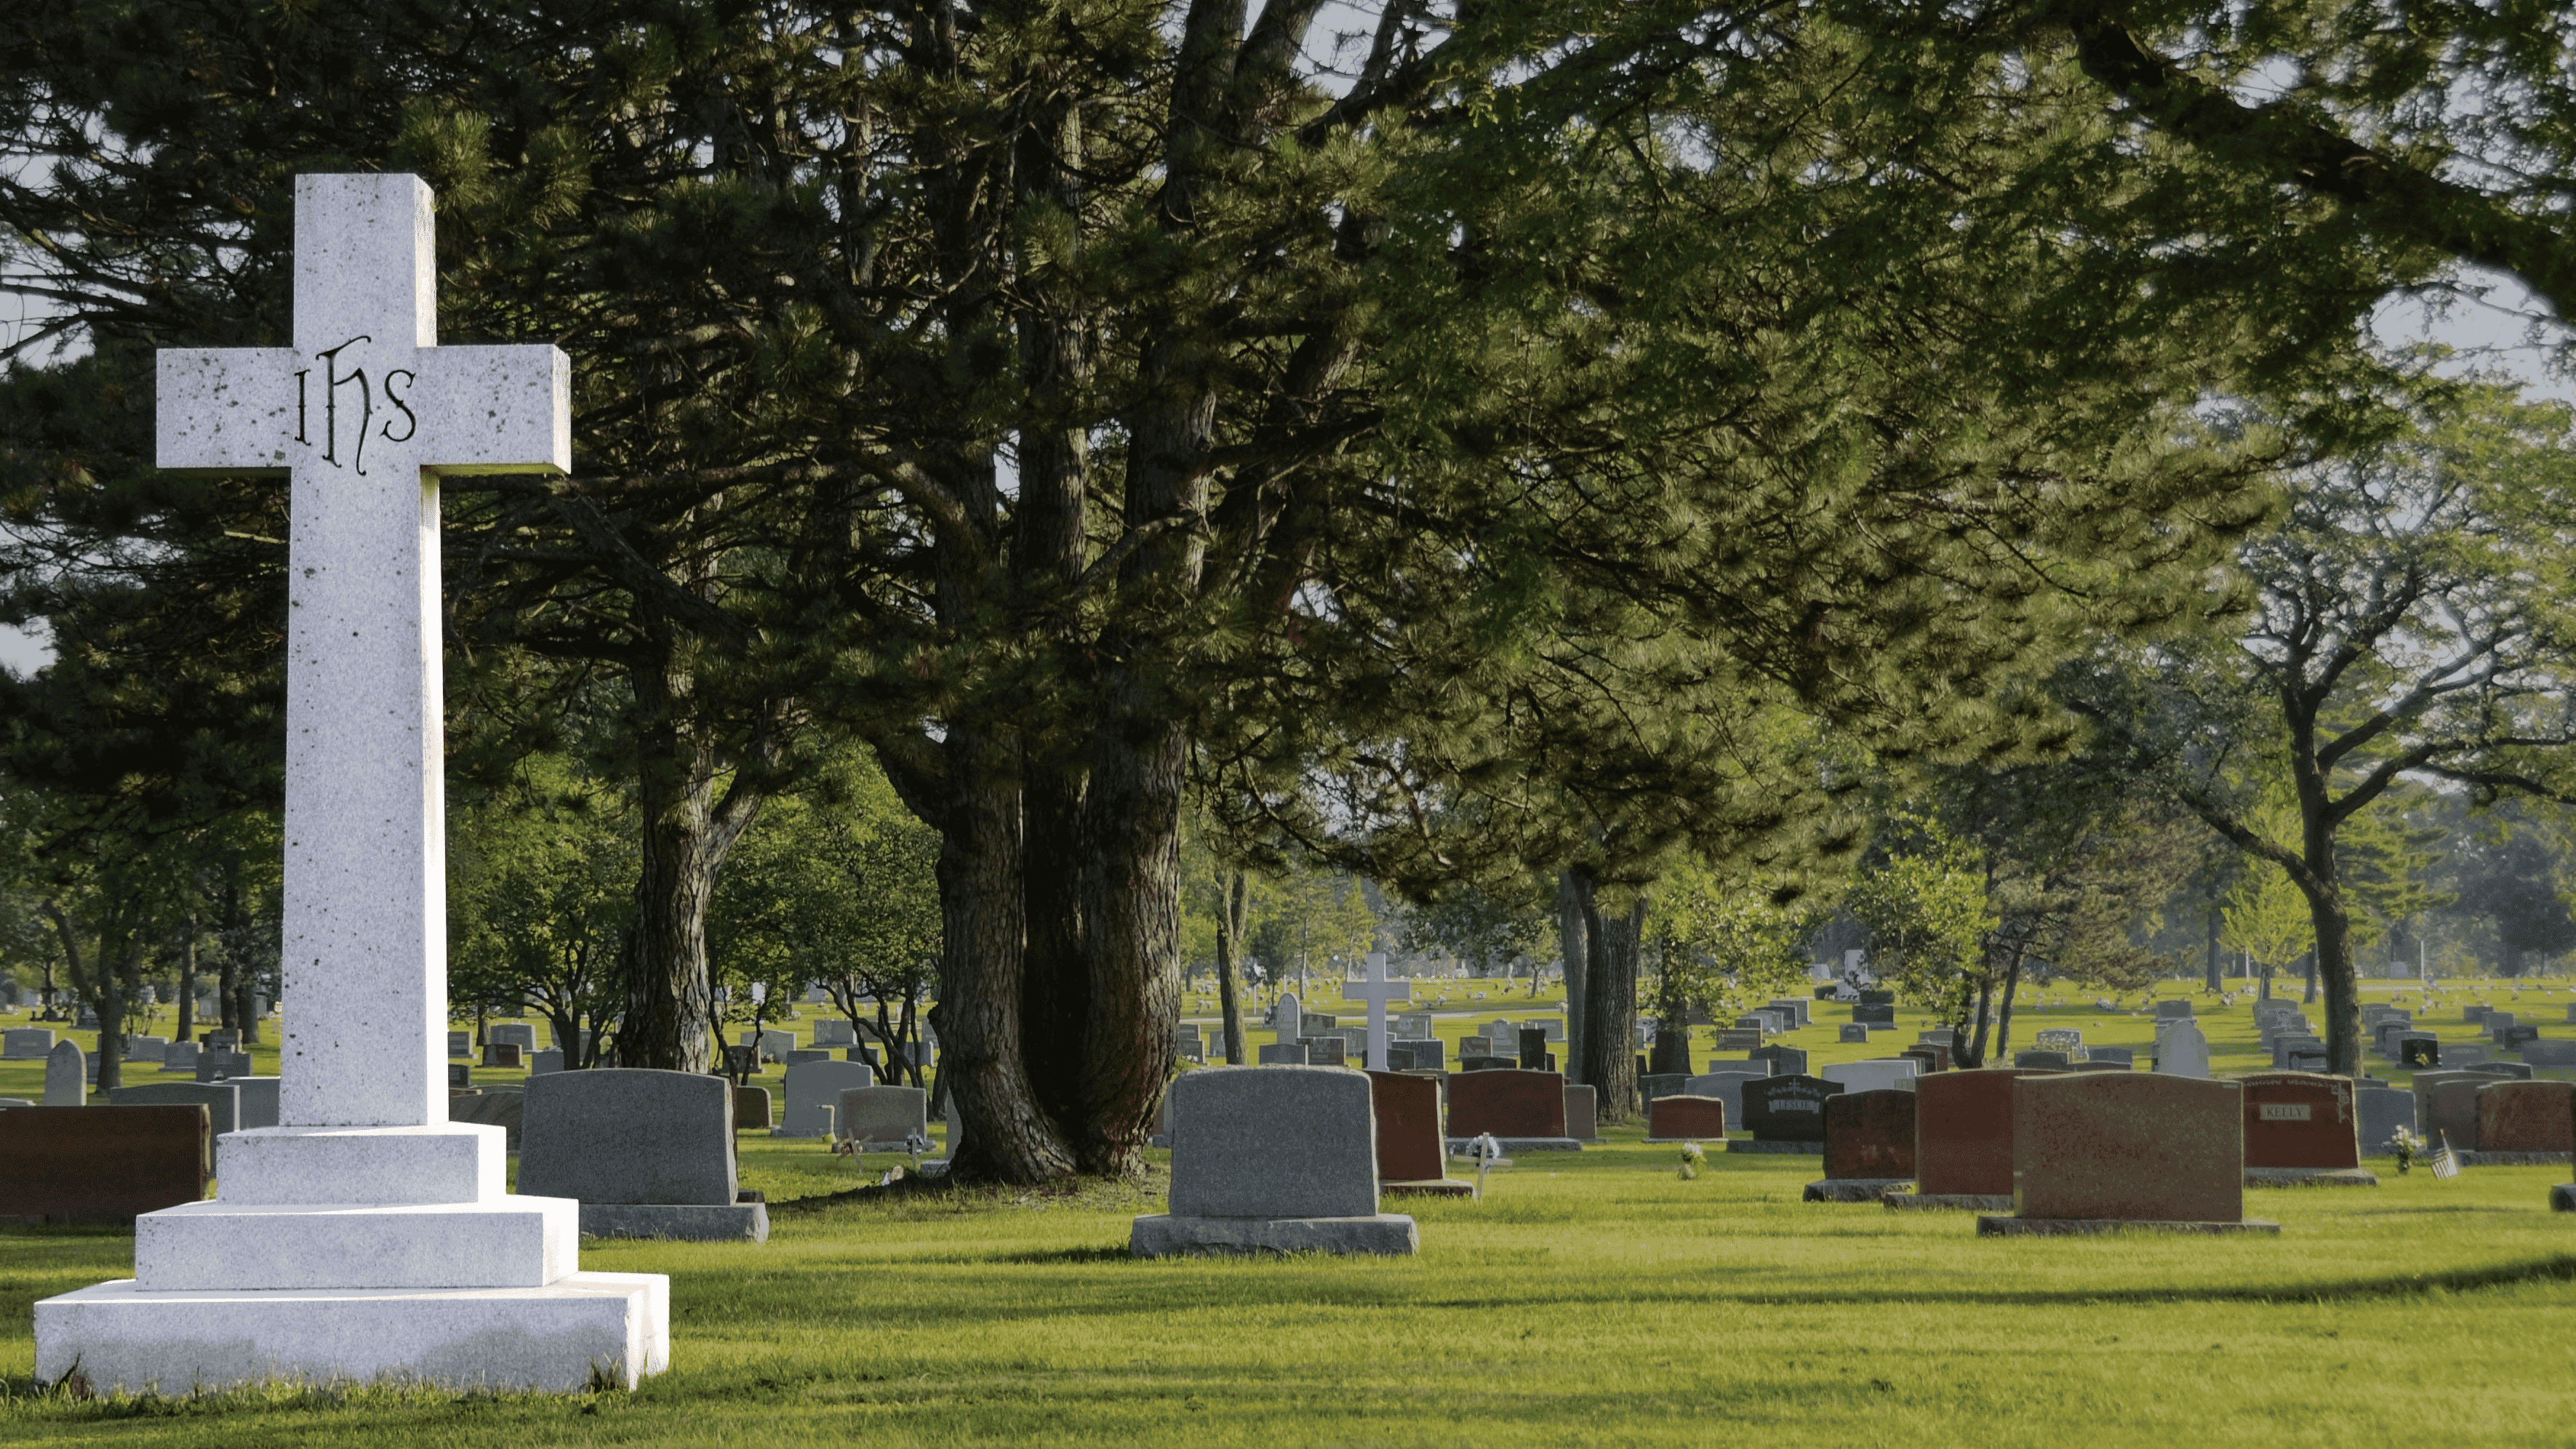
[812,1019,857,1047]
[780,1059,878,1137]
[232,1075,281,1129]
[1839,1024,1868,1043]
[161,1040,202,1074]
[488,1022,537,1051]
[518,1068,737,1205]
[447,1030,473,1057]
[2356,1086,2415,1153]
[122,1035,168,1064]
[449,1062,473,1089]
[196,1049,250,1082]
[1257,1043,1311,1065]
[1393,1037,1445,1071]
[44,1040,84,1104]
[739,1028,795,1060]
[1305,1036,1348,1067]
[2015,1051,2071,1069]
[1682,1069,1767,1127]
[1749,1045,1808,1076]
[1166,1066,1377,1219]
[1854,1005,1895,1026]
[2154,1000,2194,1019]
[529,1048,567,1075]
[835,1085,929,1147]
[2521,1040,2576,1068]
[783,1048,833,1067]
[3,1027,55,1060]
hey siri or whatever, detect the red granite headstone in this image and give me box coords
[1647,1094,1727,1139]
[2239,1072,2359,1170]
[0,1105,209,1225]
[1899,1043,1952,1074]
[1447,1069,1567,1137]
[1367,1070,1447,1181]
[2013,1073,2242,1223]
[1825,1089,1917,1179]
[2478,1081,2575,1154]
[1913,1069,2028,1197]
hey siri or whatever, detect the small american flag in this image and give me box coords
[2431,1133,2460,1179]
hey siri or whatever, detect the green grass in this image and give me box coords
[4,983,2572,1444]
[4,1133,2573,1446]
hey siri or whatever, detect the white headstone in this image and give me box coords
[2156,1021,2212,1078]
[43,1039,85,1105]
[1340,952,1411,1072]
[35,174,663,1397]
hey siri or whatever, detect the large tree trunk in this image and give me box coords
[930,737,1076,1184]
[612,648,763,1074]
[1572,873,1642,1125]
[1557,872,1588,1085]
[2203,899,2223,992]
[1961,966,1995,1069]
[176,912,199,1044]
[1216,868,1249,1064]
[1073,715,1187,1175]
[1993,951,2026,1061]
[2298,864,2362,1077]
[1020,777,1088,1135]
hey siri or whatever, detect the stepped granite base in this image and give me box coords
[1129,1213,1418,1258]
[1802,1178,1912,1203]
[1977,1216,2281,1237]
[1883,1192,2012,1211]
[34,1274,668,1394]
[2244,1167,2379,1187]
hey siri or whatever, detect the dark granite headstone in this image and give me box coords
[0,1105,209,1224]
[1741,1075,1843,1143]
[1518,1028,1548,1070]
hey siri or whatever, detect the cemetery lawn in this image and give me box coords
[4,1136,2574,1447]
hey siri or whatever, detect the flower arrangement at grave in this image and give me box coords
[1677,1142,1705,1181]
[2388,1127,2425,1175]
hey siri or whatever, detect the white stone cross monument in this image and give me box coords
[36,175,668,1394]
[1342,952,1412,1072]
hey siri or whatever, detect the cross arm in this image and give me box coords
[157,348,300,476]
[422,345,570,475]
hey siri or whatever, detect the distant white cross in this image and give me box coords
[157,174,569,1130]
[1342,952,1411,1072]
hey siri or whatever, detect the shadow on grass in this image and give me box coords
[988,1246,1136,1265]
[1409,1252,2576,1312]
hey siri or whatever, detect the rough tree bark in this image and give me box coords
[1571,873,1642,1125]
[1557,872,1588,1086]
[612,643,765,1075]
[176,912,199,1045]
[1217,869,1249,1064]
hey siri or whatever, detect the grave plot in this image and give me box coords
[2239,1072,2377,1187]
[1132,1066,1416,1256]
[1981,1074,2278,1236]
